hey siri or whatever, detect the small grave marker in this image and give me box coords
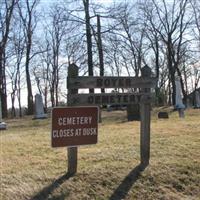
[158,112,169,119]
[52,63,157,175]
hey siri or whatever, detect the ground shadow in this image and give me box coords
[31,173,73,200]
[109,163,147,200]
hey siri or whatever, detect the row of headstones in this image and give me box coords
[158,77,200,119]
[171,77,200,110]
[128,76,200,120]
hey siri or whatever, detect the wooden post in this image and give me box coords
[67,63,78,175]
[140,65,151,170]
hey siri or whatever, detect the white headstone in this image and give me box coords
[195,90,200,108]
[0,97,7,130]
[34,94,47,119]
[175,77,185,109]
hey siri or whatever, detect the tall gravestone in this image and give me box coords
[33,94,47,119]
[175,77,185,118]
[0,97,7,130]
[195,90,200,108]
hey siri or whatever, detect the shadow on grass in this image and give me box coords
[31,173,73,200]
[109,163,147,200]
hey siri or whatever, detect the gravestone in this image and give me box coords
[175,77,185,109]
[194,90,200,108]
[33,94,47,119]
[158,112,169,119]
[0,97,7,130]
[175,77,185,118]
[186,98,193,108]
[127,104,140,121]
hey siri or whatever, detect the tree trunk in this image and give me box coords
[97,15,105,93]
[0,0,16,118]
[155,38,160,106]
[0,51,8,118]
[25,39,34,115]
[50,87,55,107]
[168,78,172,106]
[44,86,47,112]
[11,92,16,118]
[167,37,176,106]
[83,0,94,93]
[176,66,187,104]
[17,74,22,117]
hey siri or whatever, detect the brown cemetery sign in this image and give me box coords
[51,107,98,147]
[52,63,157,175]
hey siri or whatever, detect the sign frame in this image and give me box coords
[53,63,156,175]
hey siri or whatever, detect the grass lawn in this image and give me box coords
[0,108,200,200]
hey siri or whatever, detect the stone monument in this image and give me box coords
[195,90,200,108]
[0,97,7,130]
[33,94,47,119]
[175,77,185,118]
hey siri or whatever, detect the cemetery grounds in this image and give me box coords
[0,108,200,200]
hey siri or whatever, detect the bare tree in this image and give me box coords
[7,13,25,117]
[17,0,39,115]
[141,0,191,105]
[139,1,167,105]
[190,0,200,91]
[42,4,70,107]
[97,15,105,93]
[83,0,94,93]
[0,0,17,118]
[108,2,147,77]
[33,36,51,110]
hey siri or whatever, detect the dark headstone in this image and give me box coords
[127,104,140,121]
[158,112,169,119]
[194,91,200,108]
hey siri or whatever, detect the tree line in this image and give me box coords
[0,0,200,118]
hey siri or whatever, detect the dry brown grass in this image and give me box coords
[0,108,200,200]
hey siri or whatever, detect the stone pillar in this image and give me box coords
[33,94,47,119]
[67,63,78,175]
[175,76,185,118]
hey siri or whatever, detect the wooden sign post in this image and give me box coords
[67,64,79,175]
[53,63,156,175]
[140,65,152,170]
